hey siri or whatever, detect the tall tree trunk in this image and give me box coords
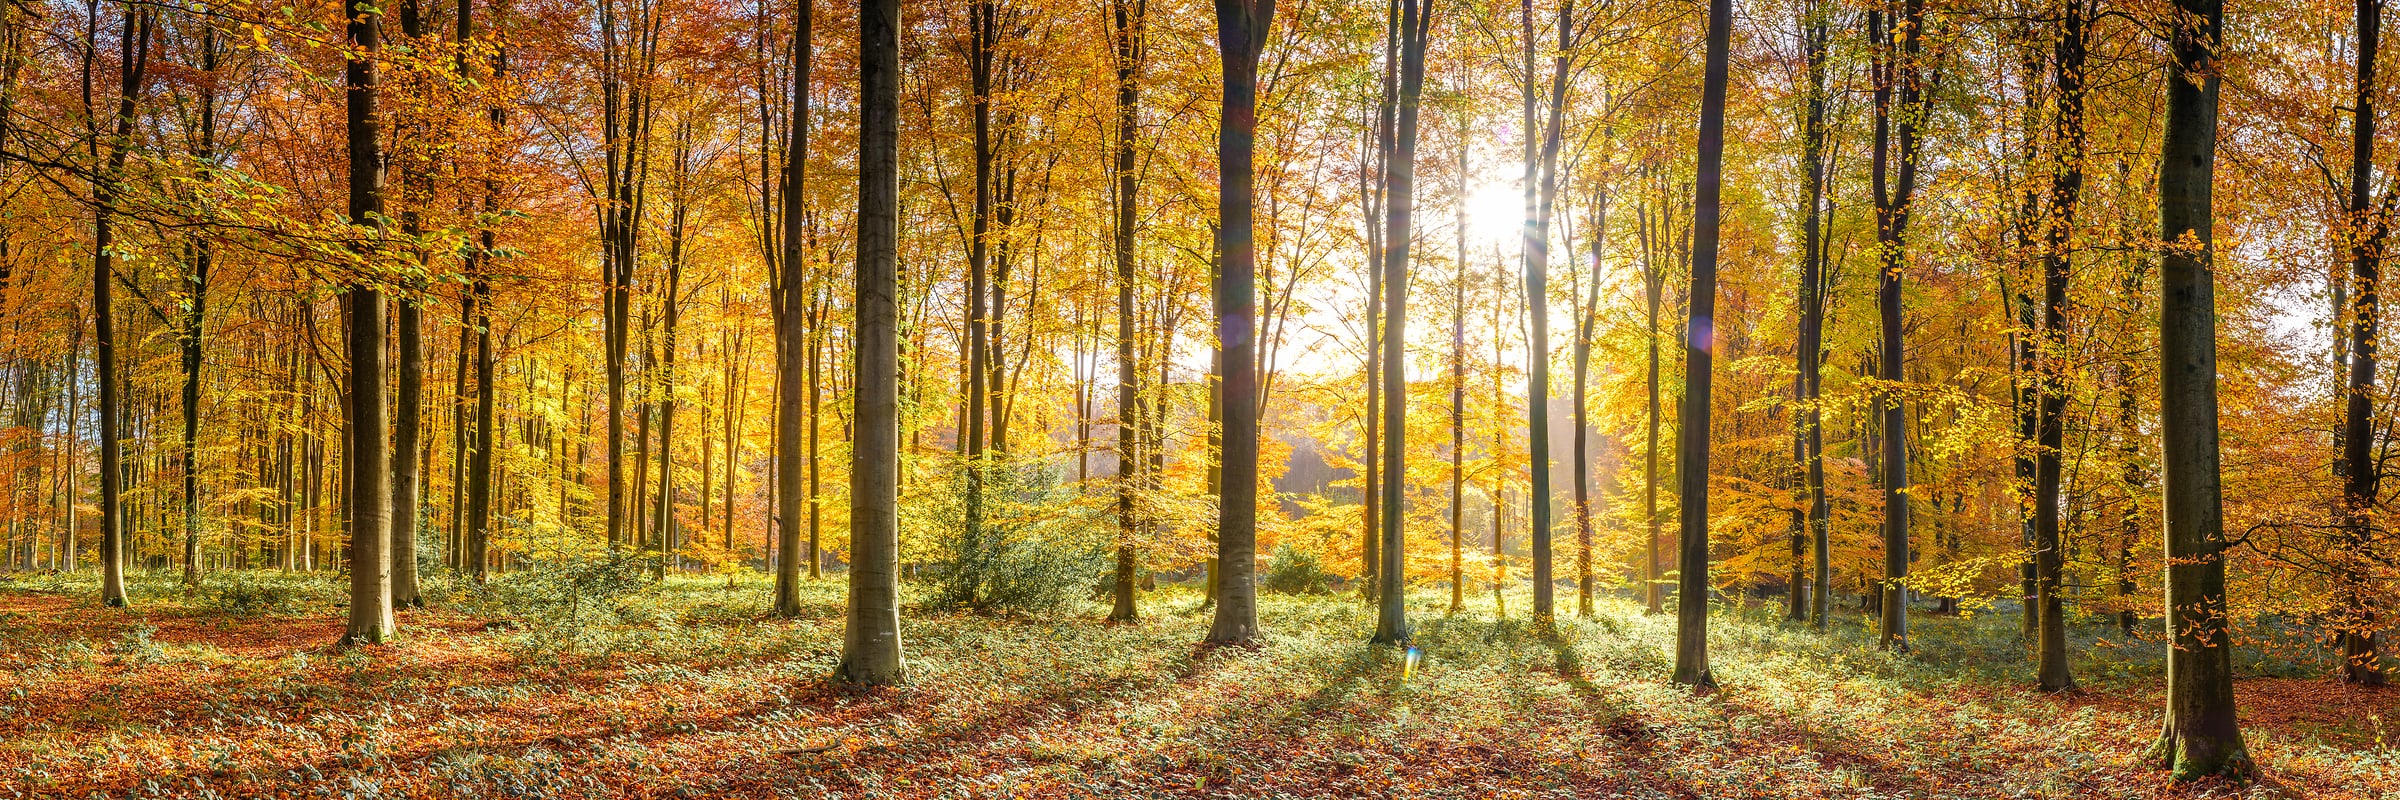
[2339,0,2388,687]
[389,0,427,609]
[1868,0,1924,652]
[1206,0,1272,645]
[1642,191,1663,616]
[841,0,905,684]
[1450,125,1467,615]
[2034,0,2087,692]
[1800,0,1832,627]
[1107,0,1144,623]
[1362,0,1395,601]
[773,0,810,617]
[93,4,151,608]
[1521,0,1574,626]
[1371,0,1428,644]
[1573,188,1605,619]
[342,0,396,645]
[178,18,218,592]
[1671,0,1730,688]
[2151,0,2250,777]
[655,119,692,579]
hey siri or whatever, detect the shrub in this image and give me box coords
[447,554,660,662]
[1261,544,1330,595]
[204,572,341,616]
[914,459,1110,614]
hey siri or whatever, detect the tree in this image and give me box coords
[774,0,811,620]
[1520,0,1578,626]
[177,9,221,592]
[1107,0,1145,624]
[341,0,397,646]
[92,3,152,609]
[599,0,659,553]
[390,0,430,610]
[2336,0,2388,687]
[1792,0,1832,629]
[842,0,905,686]
[1372,0,1429,645]
[1672,0,1731,689]
[1207,0,1273,647]
[2150,0,2249,777]
[2032,0,2089,692]
[1866,0,1924,652]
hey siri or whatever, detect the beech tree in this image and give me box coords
[340,0,396,646]
[2150,0,2247,777]
[841,0,905,686]
[1671,0,1729,689]
[1207,0,1272,647]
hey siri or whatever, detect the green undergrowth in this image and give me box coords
[5,571,2397,797]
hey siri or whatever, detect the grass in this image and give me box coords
[2,569,2397,798]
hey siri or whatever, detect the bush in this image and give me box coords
[204,572,341,616]
[445,554,660,662]
[914,459,1110,614]
[1261,544,1331,595]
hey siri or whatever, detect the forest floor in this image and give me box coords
[2,571,2398,799]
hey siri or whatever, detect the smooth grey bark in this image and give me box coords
[2338,0,2388,687]
[1107,0,1144,623]
[841,0,905,685]
[2150,0,2250,777]
[774,0,810,619]
[1521,0,1574,626]
[1206,0,1272,645]
[341,0,396,645]
[93,3,150,609]
[1867,0,1923,652]
[2034,0,2088,692]
[1371,0,1428,645]
[1672,0,1730,689]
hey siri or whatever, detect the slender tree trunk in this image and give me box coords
[1573,188,1604,619]
[2338,0,2388,687]
[1206,0,1272,645]
[1521,0,1574,626]
[1868,0,1924,652]
[841,0,905,684]
[1450,126,1467,615]
[1362,0,1394,601]
[1799,0,1832,628]
[1642,195,1663,616]
[773,0,810,617]
[341,0,396,645]
[1107,0,1145,623]
[2034,0,2088,691]
[178,23,217,591]
[94,5,151,608]
[1671,0,1730,688]
[2151,0,2250,776]
[1371,0,1428,644]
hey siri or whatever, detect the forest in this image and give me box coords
[0,0,2395,793]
